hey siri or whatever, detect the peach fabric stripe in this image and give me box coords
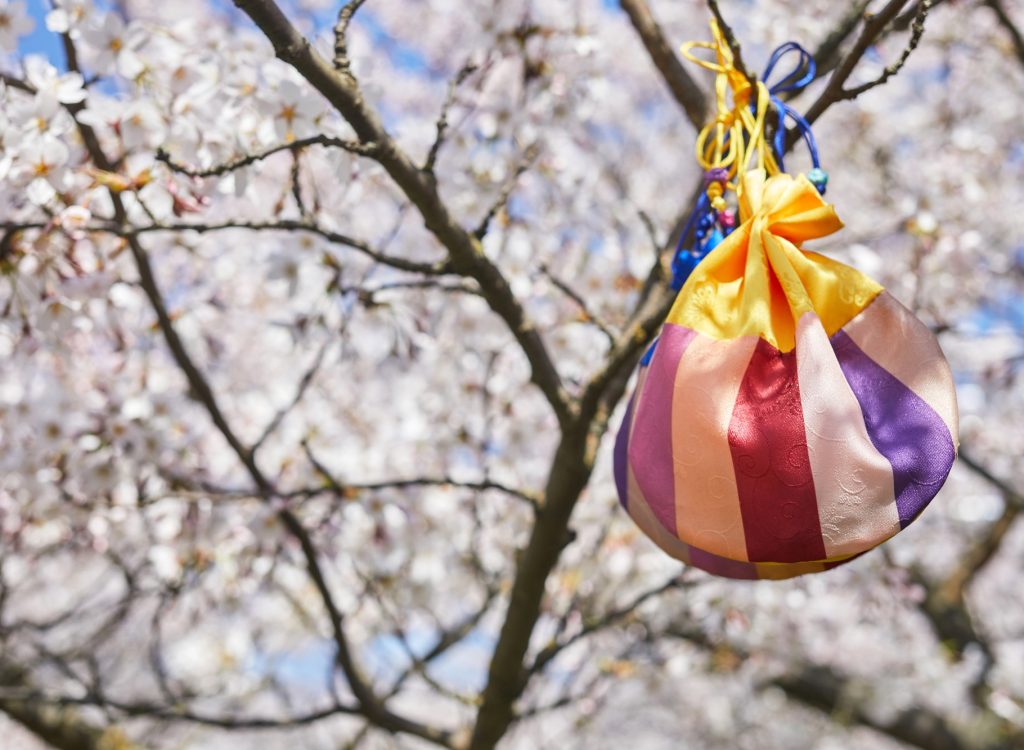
[796,312,901,557]
[841,292,959,445]
[671,333,757,561]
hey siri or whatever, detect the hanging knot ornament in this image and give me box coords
[613,22,958,580]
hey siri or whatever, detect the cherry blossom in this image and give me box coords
[0,1,33,50]
[257,78,324,143]
[0,1,1022,750]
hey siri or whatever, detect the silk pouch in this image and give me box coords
[614,169,959,579]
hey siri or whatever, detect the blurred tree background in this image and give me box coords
[1,0,1023,748]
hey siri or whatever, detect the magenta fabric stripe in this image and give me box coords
[627,324,698,536]
[729,338,826,563]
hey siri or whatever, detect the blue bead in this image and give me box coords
[701,227,724,252]
[671,252,702,290]
[807,167,829,194]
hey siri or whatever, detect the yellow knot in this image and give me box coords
[666,170,882,353]
[738,169,842,243]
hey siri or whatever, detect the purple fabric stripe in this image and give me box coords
[688,546,760,580]
[613,396,634,510]
[832,330,955,527]
[627,324,698,536]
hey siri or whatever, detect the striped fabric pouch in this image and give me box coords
[614,169,958,579]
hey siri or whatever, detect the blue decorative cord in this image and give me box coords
[761,41,827,191]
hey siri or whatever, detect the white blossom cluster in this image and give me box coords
[0,1,1022,749]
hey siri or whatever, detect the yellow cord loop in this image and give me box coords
[680,20,780,199]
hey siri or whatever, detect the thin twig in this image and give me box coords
[251,337,333,456]
[473,148,537,240]
[802,0,916,127]
[128,219,451,276]
[335,278,483,301]
[156,135,376,179]
[538,264,617,346]
[300,440,541,511]
[528,574,690,677]
[894,0,949,30]
[841,0,933,100]
[0,71,34,93]
[289,150,309,219]
[0,218,450,277]
[333,0,369,74]
[424,61,478,174]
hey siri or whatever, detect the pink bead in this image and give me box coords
[719,209,736,228]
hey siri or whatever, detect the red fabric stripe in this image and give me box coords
[728,338,826,563]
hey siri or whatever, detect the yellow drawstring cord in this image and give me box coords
[680,20,780,202]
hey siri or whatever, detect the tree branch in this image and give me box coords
[57,28,453,748]
[334,277,483,301]
[1,217,452,277]
[234,0,571,427]
[472,149,536,240]
[773,666,979,750]
[706,0,755,90]
[0,661,141,750]
[985,0,1024,70]
[841,0,932,100]
[618,0,708,128]
[0,71,34,93]
[527,574,690,678]
[802,0,916,127]
[251,338,332,456]
[904,450,1022,694]
[808,1,873,78]
[660,627,1015,750]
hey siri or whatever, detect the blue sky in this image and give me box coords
[18,1,63,62]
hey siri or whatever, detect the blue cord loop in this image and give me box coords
[670,40,828,290]
[761,41,826,190]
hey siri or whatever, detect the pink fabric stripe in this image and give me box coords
[795,312,900,557]
[628,324,698,536]
[670,333,757,561]
[841,292,959,445]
